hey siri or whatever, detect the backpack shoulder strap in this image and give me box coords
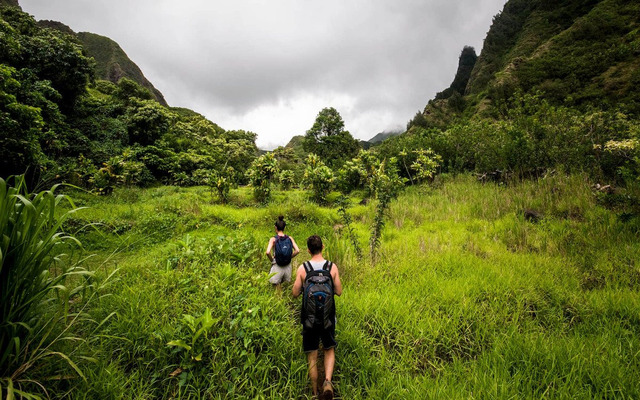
[303,261,313,274]
[322,261,333,271]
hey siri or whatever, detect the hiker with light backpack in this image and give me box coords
[265,216,300,292]
[292,235,342,400]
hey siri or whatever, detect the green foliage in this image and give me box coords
[207,167,234,204]
[604,136,640,183]
[90,165,118,195]
[336,195,362,259]
[248,153,278,203]
[411,148,442,183]
[1,8,93,108]
[167,308,219,369]
[303,107,360,168]
[278,169,296,190]
[17,175,639,398]
[368,158,407,260]
[0,9,258,190]
[114,77,154,104]
[0,176,98,396]
[126,98,171,146]
[406,110,428,131]
[379,92,639,181]
[302,153,334,204]
[0,64,47,177]
[337,150,381,196]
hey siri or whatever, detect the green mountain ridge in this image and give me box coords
[5,0,168,106]
[368,130,402,144]
[416,0,640,129]
[76,31,168,106]
[0,0,19,8]
[34,17,168,106]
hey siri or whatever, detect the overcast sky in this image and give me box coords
[21,0,505,149]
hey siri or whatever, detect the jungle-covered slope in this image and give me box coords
[0,6,257,187]
[34,18,168,106]
[76,31,167,106]
[417,0,640,128]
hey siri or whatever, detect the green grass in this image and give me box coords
[23,174,640,399]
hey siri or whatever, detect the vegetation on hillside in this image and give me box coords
[415,0,640,129]
[76,31,167,106]
[0,8,257,190]
[388,0,640,215]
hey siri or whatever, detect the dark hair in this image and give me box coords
[307,235,323,255]
[275,216,286,231]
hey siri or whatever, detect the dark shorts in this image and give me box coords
[302,327,336,353]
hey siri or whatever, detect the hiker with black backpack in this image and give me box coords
[292,235,343,400]
[265,216,300,292]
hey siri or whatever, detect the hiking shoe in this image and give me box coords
[321,380,334,400]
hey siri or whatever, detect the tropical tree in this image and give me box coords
[302,107,360,168]
[247,153,278,203]
[278,169,296,190]
[411,149,443,183]
[337,150,380,196]
[303,154,334,204]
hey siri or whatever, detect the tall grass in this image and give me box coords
[0,176,97,398]
[31,176,640,398]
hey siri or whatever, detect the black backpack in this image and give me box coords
[274,235,293,266]
[301,261,335,330]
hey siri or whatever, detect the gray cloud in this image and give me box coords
[21,0,505,147]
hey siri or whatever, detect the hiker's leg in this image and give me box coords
[320,328,337,382]
[323,347,335,382]
[269,264,284,295]
[307,350,319,395]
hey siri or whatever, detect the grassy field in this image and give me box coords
[41,173,640,399]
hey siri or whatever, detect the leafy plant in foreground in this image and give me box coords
[278,169,296,190]
[0,176,94,396]
[167,308,219,371]
[337,150,380,196]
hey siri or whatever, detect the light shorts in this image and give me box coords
[269,261,292,284]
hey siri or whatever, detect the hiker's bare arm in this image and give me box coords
[291,237,300,258]
[332,264,342,296]
[292,265,305,297]
[265,237,275,262]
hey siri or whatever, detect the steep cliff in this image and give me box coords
[418,0,640,128]
[30,11,168,106]
[76,32,167,106]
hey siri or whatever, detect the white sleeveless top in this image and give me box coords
[307,259,331,271]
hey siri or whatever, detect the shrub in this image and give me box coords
[247,153,278,203]
[411,148,443,183]
[278,169,296,190]
[337,150,380,196]
[302,154,334,204]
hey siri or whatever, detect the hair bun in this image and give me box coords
[278,216,284,221]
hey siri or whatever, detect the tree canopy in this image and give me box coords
[302,107,360,168]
